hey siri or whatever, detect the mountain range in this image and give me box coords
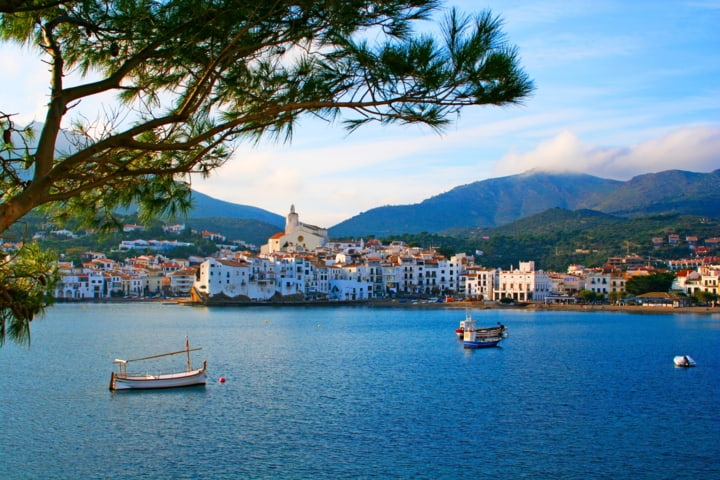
[22,121,717,242]
[326,169,720,237]
[184,169,719,241]
[189,190,285,227]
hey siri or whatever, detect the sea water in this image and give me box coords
[1,303,718,479]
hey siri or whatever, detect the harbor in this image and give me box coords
[1,303,718,479]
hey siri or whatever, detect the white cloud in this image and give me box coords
[493,126,720,180]
[621,126,720,175]
[0,44,51,125]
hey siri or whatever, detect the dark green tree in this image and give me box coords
[0,0,533,345]
[693,290,718,305]
[607,290,626,305]
[0,244,58,345]
[625,272,676,295]
[577,289,598,303]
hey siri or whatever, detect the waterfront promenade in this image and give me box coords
[65,295,720,315]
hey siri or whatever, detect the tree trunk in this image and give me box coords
[0,193,39,235]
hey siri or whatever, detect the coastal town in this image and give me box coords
[13,206,720,308]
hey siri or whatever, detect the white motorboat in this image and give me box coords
[673,355,696,367]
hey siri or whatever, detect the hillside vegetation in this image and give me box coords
[330,169,720,237]
[382,210,719,271]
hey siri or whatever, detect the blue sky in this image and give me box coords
[2,0,719,227]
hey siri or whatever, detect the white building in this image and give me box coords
[193,257,256,299]
[55,271,108,299]
[169,268,197,296]
[464,267,497,300]
[327,264,373,300]
[585,269,626,296]
[672,264,720,297]
[548,273,584,295]
[493,261,552,302]
[193,251,377,302]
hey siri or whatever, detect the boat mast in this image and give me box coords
[123,346,202,363]
[186,337,191,372]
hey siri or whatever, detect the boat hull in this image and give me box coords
[673,355,696,367]
[463,338,502,349]
[110,362,208,390]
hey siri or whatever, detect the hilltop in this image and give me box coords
[329,169,720,237]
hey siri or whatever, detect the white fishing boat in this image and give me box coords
[673,355,696,368]
[109,339,207,391]
[462,316,508,349]
[456,312,507,340]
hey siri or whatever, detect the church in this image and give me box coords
[261,205,329,254]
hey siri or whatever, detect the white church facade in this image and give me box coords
[261,205,329,254]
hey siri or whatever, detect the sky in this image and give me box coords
[2,0,719,227]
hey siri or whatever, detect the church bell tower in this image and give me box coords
[285,204,299,234]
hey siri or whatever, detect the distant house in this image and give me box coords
[705,237,720,249]
[91,257,116,271]
[163,224,186,234]
[1,241,23,252]
[51,229,77,238]
[201,231,226,242]
[169,267,198,296]
[119,239,193,252]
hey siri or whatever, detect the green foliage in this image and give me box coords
[0,244,58,346]
[1,0,532,235]
[607,290,626,304]
[383,211,719,271]
[692,290,718,304]
[578,289,598,302]
[1,2,534,345]
[625,272,676,296]
[185,218,280,247]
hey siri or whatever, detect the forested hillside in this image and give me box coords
[382,210,720,271]
[331,169,720,237]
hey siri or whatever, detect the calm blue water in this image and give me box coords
[1,304,718,479]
